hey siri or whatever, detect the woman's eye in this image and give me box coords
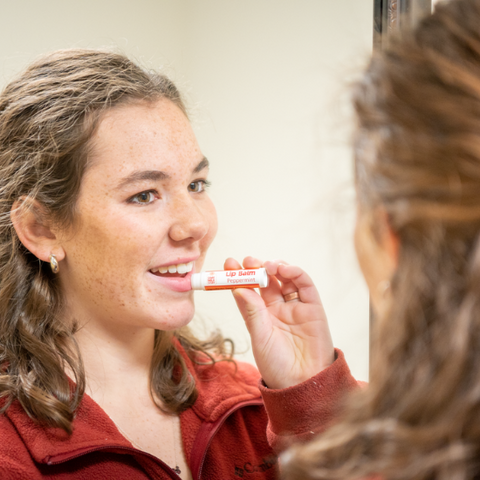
[130,191,156,204]
[188,180,210,193]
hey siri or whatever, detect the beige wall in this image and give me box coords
[0,0,372,380]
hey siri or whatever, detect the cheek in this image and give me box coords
[207,201,218,242]
[202,199,218,247]
[64,224,127,298]
[194,201,217,272]
[354,216,375,292]
[65,210,150,284]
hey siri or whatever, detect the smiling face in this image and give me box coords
[56,98,217,333]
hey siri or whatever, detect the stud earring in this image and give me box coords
[377,280,390,297]
[49,254,59,274]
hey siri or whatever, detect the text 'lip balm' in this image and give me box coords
[191,268,269,291]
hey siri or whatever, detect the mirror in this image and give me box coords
[0,0,373,380]
[374,0,433,50]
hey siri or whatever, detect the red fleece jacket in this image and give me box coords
[0,348,357,479]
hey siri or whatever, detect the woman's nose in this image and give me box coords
[168,195,209,243]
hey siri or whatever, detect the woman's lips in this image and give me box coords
[148,269,193,292]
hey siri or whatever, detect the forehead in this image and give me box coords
[86,98,201,179]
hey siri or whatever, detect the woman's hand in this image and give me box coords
[224,256,334,390]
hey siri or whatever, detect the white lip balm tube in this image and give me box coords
[191,268,269,291]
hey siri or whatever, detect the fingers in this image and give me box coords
[276,264,322,305]
[231,288,265,321]
[231,287,270,341]
[224,257,243,270]
[263,260,295,293]
[224,257,320,306]
[241,257,287,305]
[258,273,285,305]
[263,259,288,277]
[224,256,263,270]
[260,259,322,305]
[242,256,264,269]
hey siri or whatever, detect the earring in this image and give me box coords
[49,254,59,274]
[377,280,390,297]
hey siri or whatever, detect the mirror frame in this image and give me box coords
[374,0,432,50]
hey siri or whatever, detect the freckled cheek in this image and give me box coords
[202,225,217,254]
[68,222,140,289]
[193,207,217,273]
[204,200,218,245]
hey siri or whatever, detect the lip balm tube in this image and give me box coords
[191,268,269,291]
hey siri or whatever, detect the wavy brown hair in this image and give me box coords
[282,0,480,479]
[0,49,232,434]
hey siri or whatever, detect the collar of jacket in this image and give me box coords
[4,338,262,466]
[177,338,262,423]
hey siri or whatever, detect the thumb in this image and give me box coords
[232,288,267,328]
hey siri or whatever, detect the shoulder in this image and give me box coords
[193,355,261,389]
[192,357,261,396]
[175,338,261,393]
[184,355,263,423]
[217,358,261,386]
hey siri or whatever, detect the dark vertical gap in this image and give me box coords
[373,0,383,50]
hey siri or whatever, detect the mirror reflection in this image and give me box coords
[0,1,372,381]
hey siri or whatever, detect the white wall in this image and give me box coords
[0,0,372,380]
[0,1,188,83]
[185,1,372,380]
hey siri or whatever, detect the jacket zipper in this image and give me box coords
[191,398,264,480]
[45,398,264,480]
[46,444,182,480]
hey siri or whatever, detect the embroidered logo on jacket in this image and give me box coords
[234,457,277,477]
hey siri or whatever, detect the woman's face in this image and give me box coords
[354,206,382,307]
[57,98,217,332]
[354,201,398,317]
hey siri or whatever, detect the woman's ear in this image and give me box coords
[355,206,400,314]
[10,197,65,263]
[376,209,400,275]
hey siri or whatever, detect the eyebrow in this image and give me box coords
[194,157,209,173]
[115,157,209,190]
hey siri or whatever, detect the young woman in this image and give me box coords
[281,0,480,479]
[0,49,353,479]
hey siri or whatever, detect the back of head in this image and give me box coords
[0,49,185,432]
[282,0,480,478]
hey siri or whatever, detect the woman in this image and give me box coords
[0,49,353,479]
[281,0,480,479]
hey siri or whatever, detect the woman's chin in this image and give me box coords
[151,302,196,331]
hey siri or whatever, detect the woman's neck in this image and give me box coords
[74,322,156,403]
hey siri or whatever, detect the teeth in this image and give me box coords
[177,263,187,274]
[152,261,194,275]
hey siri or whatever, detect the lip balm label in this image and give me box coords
[191,268,269,291]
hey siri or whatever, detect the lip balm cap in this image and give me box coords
[257,268,269,288]
[191,273,203,290]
